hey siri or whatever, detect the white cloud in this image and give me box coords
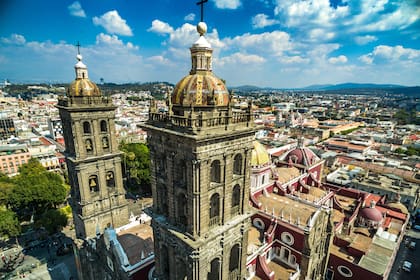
[359,45,420,65]
[308,28,335,41]
[328,55,348,64]
[184,13,195,22]
[354,35,377,45]
[279,55,310,64]
[68,1,86,18]
[1,34,26,45]
[219,52,265,65]
[252,14,279,29]
[224,31,292,57]
[93,10,133,36]
[148,20,174,34]
[214,0,242,9]
[95,33,138,50]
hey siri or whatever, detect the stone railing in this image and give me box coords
[228,269,239,280]
[148,111,252,129]
[231,205,240,217]
[209,216,220,228]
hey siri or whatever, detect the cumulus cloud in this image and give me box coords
[68,1,86,18]
[308,28,335,42]
[251,14,279,29]
[95,33,138,50]
[354,35,377,45]
[219,52,265,65]
[93,10,133,36]
[214,0,242,9]
[359,45,420,64]
[148,20,174,34]
[328,55,348,64]
[224,31,292,58]
[1,34,26,45]
[184,13,195,21]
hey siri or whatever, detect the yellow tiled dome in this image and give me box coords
[251,141,270,166]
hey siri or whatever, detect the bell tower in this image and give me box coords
[143,18,255,280]
[57,51,128,239]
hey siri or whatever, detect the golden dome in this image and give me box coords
[251,141,270,167]
[386,202,409,214]
[68,79,101,97]
[171,73,229,107]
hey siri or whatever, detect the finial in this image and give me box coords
[197,22,207,36]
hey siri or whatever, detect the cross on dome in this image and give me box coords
[196,0,208,22]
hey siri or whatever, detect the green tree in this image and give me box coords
[0,208,21,238]
[120,142,151,194]
[9,159,67,215]
[37,208,68,234]
[0,172,14,206]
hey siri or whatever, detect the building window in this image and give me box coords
[281,232,294,246]
[177,194,187,227]
[231,185,240,216]
[337,266,353,278]
[210,160,221,183]
[253,218,265,230]
[106,171,115,187]
[102,137,109,150]
[209,193,220,227]
[229,244,240,273]
[233,154,242,175]
[175,160,187,188]
[100,120,108,132]
[208,258,220,280]
[89,175,99,192]
[83,121,91,134]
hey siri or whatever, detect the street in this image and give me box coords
[389,228,420,280]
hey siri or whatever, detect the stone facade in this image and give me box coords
[57,54,128,240]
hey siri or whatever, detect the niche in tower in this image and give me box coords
[89,175,99,193]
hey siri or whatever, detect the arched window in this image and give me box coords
[100,120,108,132]
[176,160,187,188]
[177,194,187,227]
[83,121,91,134]
[209,193,220,227]
[85,139,93,154]
[210,160,221,183]
[89,175,99,193]
[232,185,240,207]
[102,137,109,150]
[233,154,242,175]
[106,171,115,187]
[229,244,240,272]
[208,258,220,280]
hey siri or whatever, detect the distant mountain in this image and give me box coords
[303,83,405,90]
[231,85,263,91]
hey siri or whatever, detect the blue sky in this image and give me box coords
[0,0,419,88]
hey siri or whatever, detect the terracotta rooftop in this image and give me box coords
[275,167,300,184]
[117,222,154,266]
[247,227,263,255]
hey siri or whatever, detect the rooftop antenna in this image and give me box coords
[196,0,208,22]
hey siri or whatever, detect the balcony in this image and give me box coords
[209,216,220,228]
[231,206,240,217]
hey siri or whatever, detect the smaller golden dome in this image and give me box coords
[251,141,270,167]
[386,202,409,214]
[171,73,229,107]
[68,79,101,97]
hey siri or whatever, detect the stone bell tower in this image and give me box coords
[143,19,256,280]
[57,51,128,239]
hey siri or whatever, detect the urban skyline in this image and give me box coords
[0,0,420,88]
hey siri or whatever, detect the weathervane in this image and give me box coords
[196,0,208,22]
[75,41,81,55]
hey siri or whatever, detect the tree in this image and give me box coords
[37,209,68,234]
[0,208,21,239]
[120,142,151,194]
[8,159,67,216]
[0,172,14,207]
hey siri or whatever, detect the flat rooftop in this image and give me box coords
[258,192,318,225]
